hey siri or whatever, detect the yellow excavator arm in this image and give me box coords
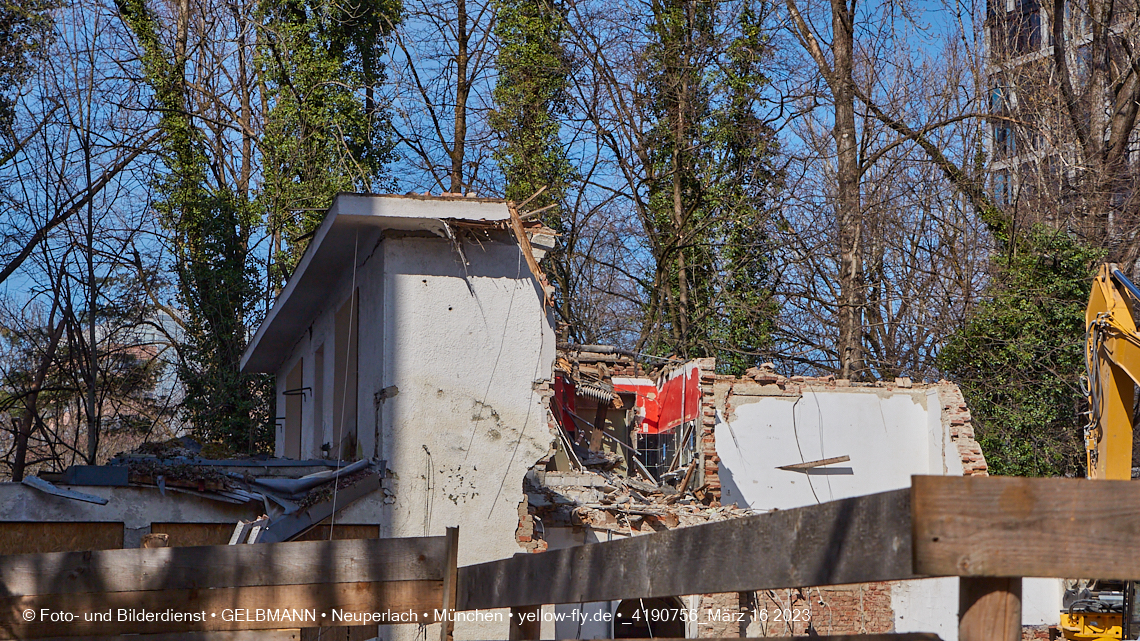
[1059,264,1140,641]
[1085,263,1140,479]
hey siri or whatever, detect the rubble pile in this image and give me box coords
[524,467,753,537]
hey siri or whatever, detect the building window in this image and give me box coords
[994,169,1011,205]
[995,124,1016,157]
[311,344,325,458]
[284,358,304,459]
[990,85,1007,114]
[333,289,359,460]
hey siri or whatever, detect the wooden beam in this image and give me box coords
[0,537,448,597]
[777,455,851,470]
[912,475,1140,579]
[457,488,916,609]
[958,577,1020,641]
[0,523,123,555]
[0,580,441,638]
[35,631,301,641]
[508,605,540,640]
[439,527,458,641]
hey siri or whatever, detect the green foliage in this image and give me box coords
[0,0,54,137]
[118,0,399,452]
[258,0,399,282]
[489,0,577,322]
[939,225,1102,477]
[490,0,574,210]
[117,0,272,453]
[640,0,781,373]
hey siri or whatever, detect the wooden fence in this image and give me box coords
[2,474,1134,640]
[456,475,1139,641]
[0,530,457,639]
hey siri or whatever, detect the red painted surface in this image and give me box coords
[613,362,699,435]
[552,373,578,432]
[554,361,701,436]
[613,378,658,433]
[654,362,700,433]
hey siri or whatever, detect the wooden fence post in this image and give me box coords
[959,576,1021,641]
[440,527,459,641]
[509,605,541,640]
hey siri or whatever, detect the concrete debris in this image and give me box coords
[523,467,752,539]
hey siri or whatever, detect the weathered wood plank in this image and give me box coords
[439,527,458,641]
[0,523,123,556]
[0,537,448,597]
[457,488,915,609]
[958,577,1020,641]
[912,475,1140,579]
[0,579,441,638]
[35,631,301,641]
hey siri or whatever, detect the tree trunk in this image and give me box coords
[450,0,470,194]
[12,317,65,481]
[831,0,863,380]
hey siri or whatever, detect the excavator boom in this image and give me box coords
[1085,264,1140,480]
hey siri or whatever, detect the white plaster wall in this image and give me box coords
[716,387,936,510]
[890,578,959,640]
[375,235,556,641]
[270,227,556,641]
[715,385,1060,637]
[1023,578,1064,626]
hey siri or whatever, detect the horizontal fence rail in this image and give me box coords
[912,474,1140,579]
[457,488,916,610]
[0,533,456,639]
[6,476,1136,640]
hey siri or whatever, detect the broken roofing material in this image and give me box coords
[523,467,752,544]
[31,438,386,542]
[550,344,702,487]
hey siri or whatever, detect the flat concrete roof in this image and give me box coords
[240,193,510,373]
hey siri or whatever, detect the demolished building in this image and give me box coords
[521,346,1061,640]
[0,192,1060,641]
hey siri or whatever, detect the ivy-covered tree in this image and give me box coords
[489,0,577,328]
[117,0,272,453]
[640,0,781,372]
[939,225,1101,477]
[258,0,399,283]
[0,0,54,140]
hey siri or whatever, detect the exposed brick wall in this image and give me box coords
[738,583,894,637]
[515,500,548,553]
[696,357,720,505]
[697,592,742,638]
[938,382,988,476]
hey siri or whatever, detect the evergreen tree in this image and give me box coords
[258,0,399,283]
[940,224,1101,477]
[117,0,272,453]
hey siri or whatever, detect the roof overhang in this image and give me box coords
[240,193,510,373]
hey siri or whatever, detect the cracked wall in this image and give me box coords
[276,230,556,641]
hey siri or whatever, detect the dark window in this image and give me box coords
[995,124,1016,157]
[994,169,1011,205]
[991,85,1007,114]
